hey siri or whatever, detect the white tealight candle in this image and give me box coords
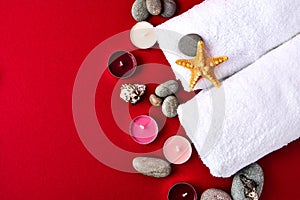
[130,21,157,49]
[163,135,192,164]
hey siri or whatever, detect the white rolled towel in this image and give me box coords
[155,0,300,90]
[177,34,300,177]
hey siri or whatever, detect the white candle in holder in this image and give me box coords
[163,135,192,164]
[130,21,157,49]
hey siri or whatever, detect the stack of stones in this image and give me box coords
[132,0,177,21]
[149,80,179,118]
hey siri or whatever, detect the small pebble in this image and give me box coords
[231,163,264,200]
[149,94,163,106]
[201,188,232,200]
[133,157,171,178]
[161,0,177,18]
[132,0,150,21]
[155,80,179,98]
[178,33,203,57]
[146,0,162,15]
[162,96,179,118]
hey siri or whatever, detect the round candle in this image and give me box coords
[108,50,137,78]
[163,135,192,164]
[168,182,197,200]
[129,115,158,144]
[130,21,157,49]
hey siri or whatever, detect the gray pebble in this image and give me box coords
[133,157,171,178]
[201,188,232,200]
[155,80,179,98]
[231,163,264,200]
[161,0,177,18]
[132,0,150,21]
[178,33,203,57]
[162,96,179,118]
[149,94,163,106]
[146,0,162,15]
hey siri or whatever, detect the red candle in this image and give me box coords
[108,50,137,78]
[129,115,158,144]
[168,182,197,200]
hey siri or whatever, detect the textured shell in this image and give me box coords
[120,83,146,104]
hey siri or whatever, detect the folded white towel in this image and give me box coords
[177,34,300,177]
[156,0,300,90]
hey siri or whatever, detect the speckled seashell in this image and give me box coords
[133,157,171,178]
[120,83,146,104]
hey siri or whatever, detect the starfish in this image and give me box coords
[175,41,228,90]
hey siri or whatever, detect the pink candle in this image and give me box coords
[163,136,192,164]
[129,115,158,144]
[108,50,137,78]
[168,182,197,200]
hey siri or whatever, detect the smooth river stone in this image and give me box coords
[149,94,163,106]
[161,0,176,18]
[178,33,203,57]
[146,0,162,15]
[162,96,179,118]
[155,80,179,98]
[132,0,150,22]
[231,163,264,200]
[201,188,232,200]
[133,157,171,178]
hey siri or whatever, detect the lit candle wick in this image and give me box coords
[182,192,188,197]
[119,61,123,67]
[175,146,180,152]
[139,125,145,129]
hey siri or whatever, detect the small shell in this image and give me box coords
[120,83,146,104]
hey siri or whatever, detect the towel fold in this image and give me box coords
[155,0,300,90]
[177,34,300,177]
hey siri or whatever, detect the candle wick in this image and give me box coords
[139,125,145,129]
[175,146,180,152]
[119,61,123,67]
[182,193,188,197]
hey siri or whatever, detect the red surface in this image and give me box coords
[0,0,299,199]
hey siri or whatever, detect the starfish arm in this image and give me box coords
[175,59,194,69]
[194,41,205,66]
[189,69,202,90]
[211,56,228,65]
[203,71,221,88]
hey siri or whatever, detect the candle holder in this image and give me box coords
[168,182,198,200]
[108,50,137,78]
[163,135,192,164]
[129,115,158,144]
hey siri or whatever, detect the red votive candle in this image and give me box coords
[129,115,158,144]
[168,182,197,200]
[108,50,137,78]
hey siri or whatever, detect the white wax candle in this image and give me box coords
[163,136,192,164]
[130,21,157,49]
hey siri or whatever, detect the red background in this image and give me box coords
[1,0,299,199]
